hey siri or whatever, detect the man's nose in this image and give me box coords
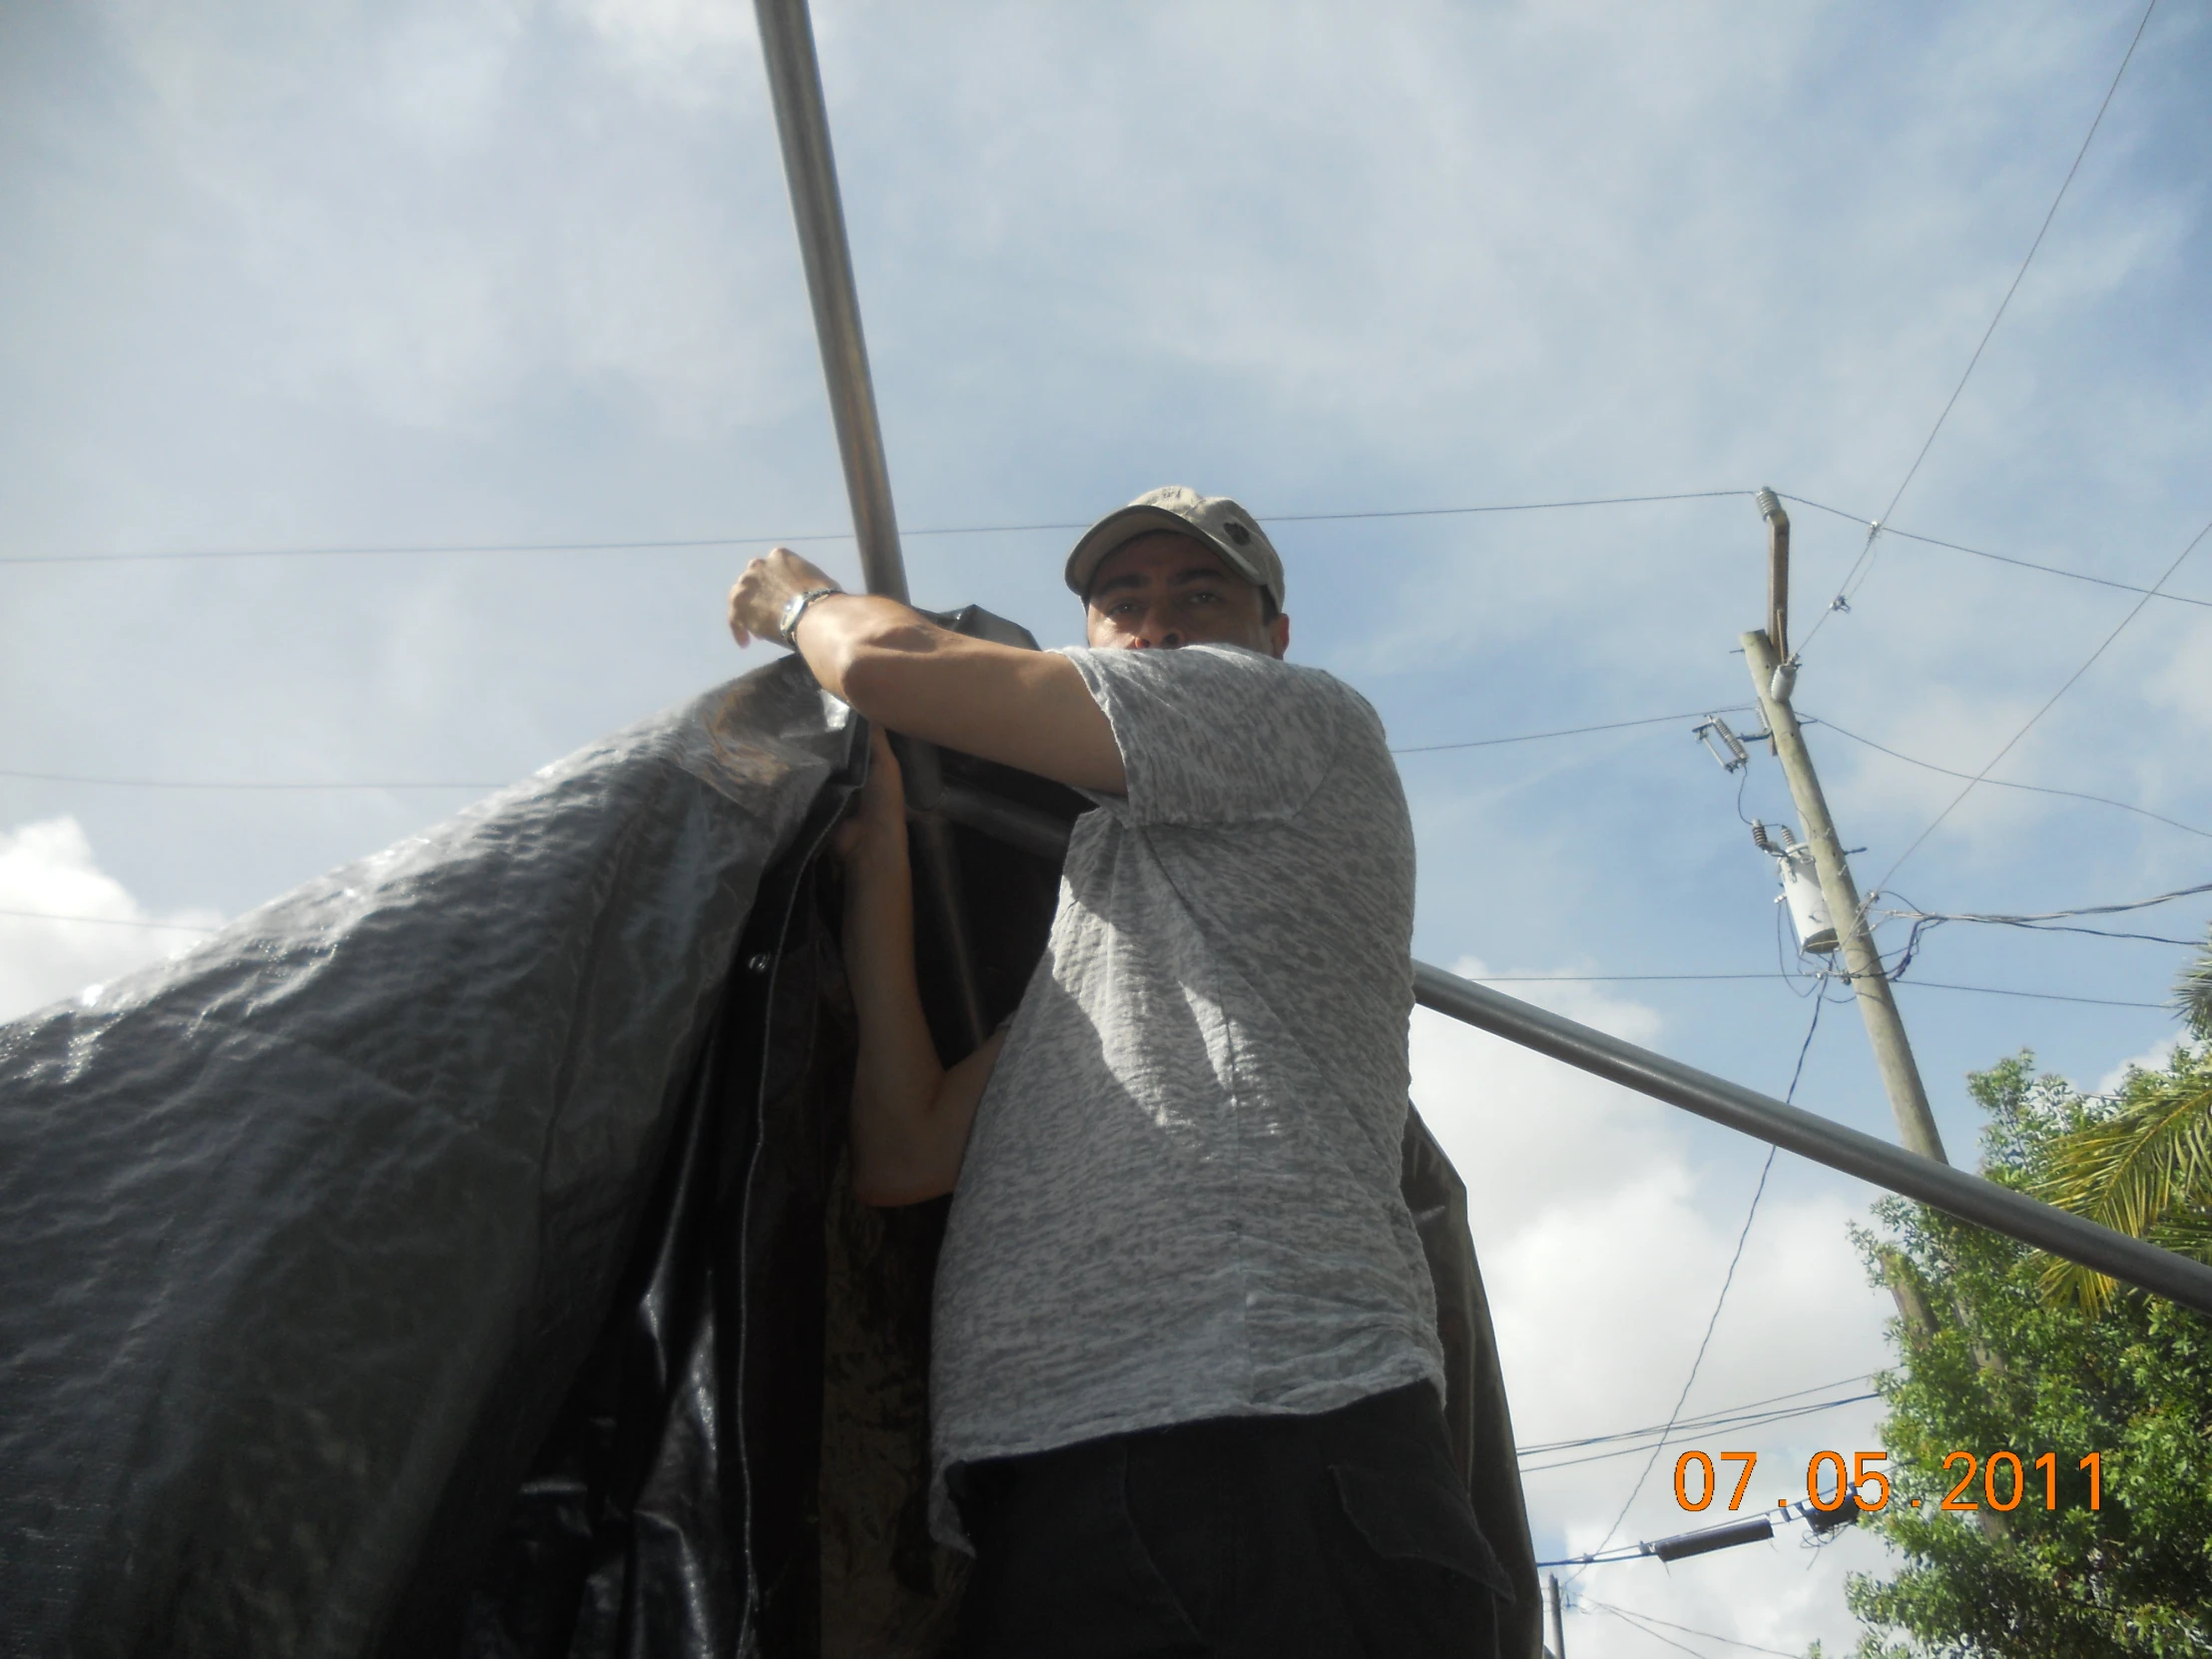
[1120,610,1182,650]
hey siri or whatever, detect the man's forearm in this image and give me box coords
[789,593,937,711]
[789,594,1126,795]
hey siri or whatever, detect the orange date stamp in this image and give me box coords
[1672,1449,2104,1513]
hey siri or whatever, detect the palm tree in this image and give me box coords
[2033,928,2212,1314]
[2180,935,2212,1040]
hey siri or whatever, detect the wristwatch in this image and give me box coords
[778,585,844,648]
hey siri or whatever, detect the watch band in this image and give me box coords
[778,585,844,647]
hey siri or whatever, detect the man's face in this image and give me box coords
[1083,531,1292,657]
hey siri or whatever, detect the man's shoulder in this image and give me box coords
[1062,642,1362,702]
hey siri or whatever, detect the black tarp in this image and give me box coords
[1,614,1540,1659]
[0,658,864,1657]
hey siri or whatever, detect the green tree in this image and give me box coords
[1845,1051,2212,1657]
[2175,936,2212,1040]
[2031,932,2212,1313]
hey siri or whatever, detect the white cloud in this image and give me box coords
[1412,959,1896,1655]
[575,0,755,88]
[69,0,803,442]
[2093,1035,2182,1099]
[0,818,221,1024]
[2147,612,2212,735]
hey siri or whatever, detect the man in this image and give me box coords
[728,486,1506,1656]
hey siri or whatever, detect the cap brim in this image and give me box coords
[1064,505,1271,603]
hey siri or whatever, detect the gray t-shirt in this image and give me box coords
[928,642,1444,1547]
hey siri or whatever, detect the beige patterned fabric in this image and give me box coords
[928,643,1444,1547]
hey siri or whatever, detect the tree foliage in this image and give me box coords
[1846,1053,2212,1657]
[2032,1043,2212,1314]
[2175,932,2212,1044]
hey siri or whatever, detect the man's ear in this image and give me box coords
[1268,612,1291,659]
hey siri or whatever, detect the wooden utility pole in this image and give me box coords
[1545,1574,1566,1658]
[1744,491,1947,1164]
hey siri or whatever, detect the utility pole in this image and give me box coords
[1545,1574,1566,1658]
[1743,490,1947,1164]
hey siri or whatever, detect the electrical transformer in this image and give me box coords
[1753,820,1838,955]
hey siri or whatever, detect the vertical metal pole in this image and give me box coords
[753,0,988,1047]
[1546,1574,1566,1659]
[752,0,908,603]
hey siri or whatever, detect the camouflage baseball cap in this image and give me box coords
[1064,485,1287,613]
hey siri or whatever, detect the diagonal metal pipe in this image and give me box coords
[935,781,2212,1320]
[754,0,987,1047]
[1415,961,2212,1321]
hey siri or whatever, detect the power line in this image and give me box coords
[16,488,2201,642]
[4,696,2197,822]
[0,908,214,933]
[0,490,1753,568]
[1887,524,2210,611]
[1588,1602,1713,1659]
[9,914,2162,1005]
[1390,707,1755,756]
[1878,880,2212,952]
[1516,1374,1873,1457]
[1269,489,1754,525]
[1895,978,2163,1009]
[1798,0,2162,650]
[0,529,935,568]
[0,705,1750,789]
[1583,1598,1807,1659]
[0,769,503,792]
[1868,514,2212,893]
[1884,879,2212,924]
[1915,919,2202,947]
[1781,495,2212,612]
[1801,713,2212,840]
[1463,972,2166,1008]
[1569,996,1822,1581]
[1518,1392,1880,1474]
[1873,0,2159,533]
[1475,973,1813,981]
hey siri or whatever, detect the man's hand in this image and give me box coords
[727,546,842,648]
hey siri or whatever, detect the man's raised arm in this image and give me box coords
[728,547,1124,795]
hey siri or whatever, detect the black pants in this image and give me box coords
[948,1382,1509,1658]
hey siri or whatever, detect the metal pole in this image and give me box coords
[1545,1574,1566,1659]
[754,0,987,1046]
[1410,960,2212,1320]
[752,0,907,603]
[1743,621,1944,1162]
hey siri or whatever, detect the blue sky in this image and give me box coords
[4,2,2208,1651]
